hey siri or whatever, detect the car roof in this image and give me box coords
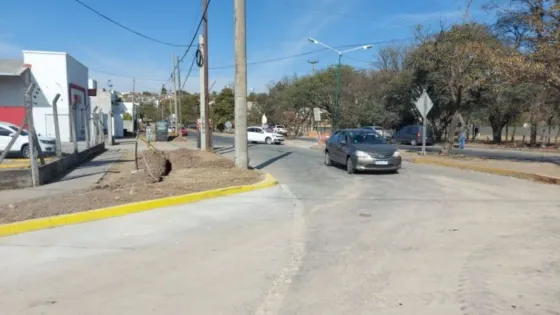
[335,128,373,133]
[0,121,18,128]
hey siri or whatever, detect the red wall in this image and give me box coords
[0,106,26,126]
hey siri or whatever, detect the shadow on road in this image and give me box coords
[213,144,256,155]
[252,152,292,170]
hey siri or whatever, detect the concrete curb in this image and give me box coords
[0,173,278,237]
[411,157,560,185]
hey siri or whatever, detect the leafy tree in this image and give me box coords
[211,87,234,126]
[142,91,152,96]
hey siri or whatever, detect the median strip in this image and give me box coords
[0,173,277,237]
[408,154,560,185]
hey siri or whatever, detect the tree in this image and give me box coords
[142,91,152,96]
[211,87,234,126]
[409,23,505,153]
[123,112,133,120]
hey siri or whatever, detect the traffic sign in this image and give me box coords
[225,121,232,130]
[414,90,433,119]
[414,90,433,156]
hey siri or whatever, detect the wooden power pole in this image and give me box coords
[202,0,211,150]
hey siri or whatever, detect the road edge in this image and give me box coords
[0,173,278,238]
[411,157,560,185]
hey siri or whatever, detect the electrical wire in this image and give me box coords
[181,55,198,90]
[89,68,169,82]
[92,38,412,81]
[73,0,193,47]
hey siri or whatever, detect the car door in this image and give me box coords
[0,126,13,151]
[394,127,404,143]
[326,132,339,161]
[333,131,349,163]
[247,128,256,142]
[253,127,266,142]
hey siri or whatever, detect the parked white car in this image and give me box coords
[363,126,392,140]
[247,126,284,145]
[271,125,288,135]
[0,121,56,158]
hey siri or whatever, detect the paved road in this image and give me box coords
[1,133,560,314]
[295,136,560,164]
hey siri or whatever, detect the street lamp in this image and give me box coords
[308,37,372,129]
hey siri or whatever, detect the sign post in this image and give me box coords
[414,90,434,155]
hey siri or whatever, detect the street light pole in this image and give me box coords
[334,54,342,129]
[308,37,372,130]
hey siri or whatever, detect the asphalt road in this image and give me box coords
[294,136,560,164]
[1,133,560,314]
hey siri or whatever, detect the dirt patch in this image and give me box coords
[0,148,263,224]
[171,136,188,143]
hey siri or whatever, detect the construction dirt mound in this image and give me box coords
[139,150,169,183]
[167,148,236,170]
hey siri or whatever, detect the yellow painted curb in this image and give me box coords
[0,173,278,237]
[0,164,30,169]
[412,157,560,185]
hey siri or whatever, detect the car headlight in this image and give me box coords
[393,150,400,157]
[355,150,369,157]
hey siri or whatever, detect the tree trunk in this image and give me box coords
[530,124,537,146]
[505,125,509,142]
[489,116,503,144]
[511,125,516,143]
[443,111,459,154]
[547,125,552,145]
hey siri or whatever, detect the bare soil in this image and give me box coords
[0,148,263,224]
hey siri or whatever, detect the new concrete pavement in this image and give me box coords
[1,133,559,314]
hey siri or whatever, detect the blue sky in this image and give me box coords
[0,0,500,93]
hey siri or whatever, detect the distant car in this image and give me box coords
[393,124,435,146]
[324,128,401,174]
[0,121,56,158]
[247,126,285,144]
[181,127,188,137]
[362,126,392,140]
[271,125,288,136]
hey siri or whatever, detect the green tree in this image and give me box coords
[211,87,235,127]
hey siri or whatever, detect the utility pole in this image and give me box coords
[308,60,319,74]
[199,34,208,151]
[234,0,248,169]
[172,53,178,134]
[176,56,182,130]
[132,77,136,135]
[202,0,211,151]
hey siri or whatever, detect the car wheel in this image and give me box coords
[265,137,272,145]
[324,151,332,166]
[346,157,355,174]
[21,144,30,158]
[410,139,417,146]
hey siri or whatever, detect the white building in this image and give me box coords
[24,51,90,141]
[0,52,90,142]
[89,85,125,138]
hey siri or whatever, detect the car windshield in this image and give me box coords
[265,128,274,132]
[277,125,285,128]
[7,125,28,136]
[352,132,386,144]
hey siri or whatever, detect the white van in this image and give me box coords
[0,121,56,158]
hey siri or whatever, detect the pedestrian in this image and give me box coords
[458,130,466,149]
[474,126,479,139]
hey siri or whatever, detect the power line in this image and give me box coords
[73,0,193,47]
[209,38,412,70]
[89,68,169,82]
[181,55,198,90]
[92,38,413,82]
[178,0,212,63]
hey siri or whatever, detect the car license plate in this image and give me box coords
[375,160,389,165]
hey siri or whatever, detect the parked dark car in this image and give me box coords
[393,124,434,146]
[324,129,401,174]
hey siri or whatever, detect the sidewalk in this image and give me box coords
[0,148,123,206]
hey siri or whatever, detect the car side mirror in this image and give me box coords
[340,140,346,145]
[8,132,16,137]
